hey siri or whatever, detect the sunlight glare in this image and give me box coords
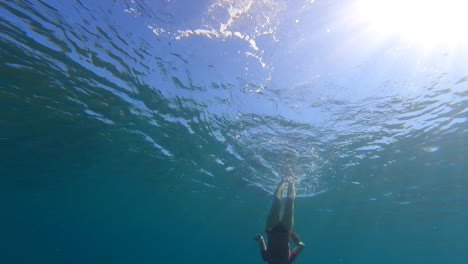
[354,0,468,46]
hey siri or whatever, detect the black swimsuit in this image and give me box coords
[262,223,296,263]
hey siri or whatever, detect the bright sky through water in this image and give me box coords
[354,0,468,47]
[132,0,468,195]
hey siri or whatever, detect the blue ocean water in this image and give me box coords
[1,0,467,263]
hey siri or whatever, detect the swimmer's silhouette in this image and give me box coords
[254,170,305,264]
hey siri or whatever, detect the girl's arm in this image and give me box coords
[254,234,268,261]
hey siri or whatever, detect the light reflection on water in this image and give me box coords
[0,0,466,199]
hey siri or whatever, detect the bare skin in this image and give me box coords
[265,177,295,232]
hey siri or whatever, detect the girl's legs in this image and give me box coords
[281,179,296,231]
[265,179,287,232]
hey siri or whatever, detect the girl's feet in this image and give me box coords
[282,176,293,184]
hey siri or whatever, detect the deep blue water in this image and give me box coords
[1,0,467,263]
